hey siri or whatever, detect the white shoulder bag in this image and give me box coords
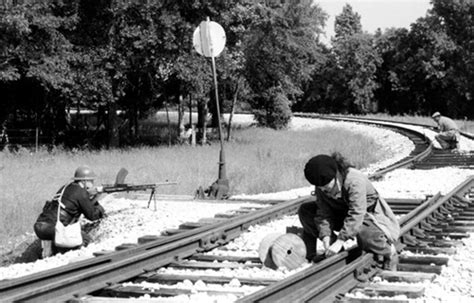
[54,184,83,248]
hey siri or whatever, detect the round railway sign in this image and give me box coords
[193,19,226,57]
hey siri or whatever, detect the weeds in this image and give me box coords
[0,125,388,246]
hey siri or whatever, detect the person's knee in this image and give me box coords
[298,202,312,218]
[297,203,307,218]
[358,222,387,249]
[357,231,391,255]
[34,222,54,240]
[298,202,316,225]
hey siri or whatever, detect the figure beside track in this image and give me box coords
[298,152,400,270]
[33,166,106,258]
[431,111,460,150]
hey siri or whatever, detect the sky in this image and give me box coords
[316,0,432,44]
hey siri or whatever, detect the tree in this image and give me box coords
[0,2,75,143]
[334,4,362,38]
[374,14,463,117]
[296,46,348,114]
[150,0,258,143]
[244,0,326,128]
[373,28,413,114]
[429,0,473,118]
[331,4,381,114]
[75,0,113,47]
[372,0,472,118]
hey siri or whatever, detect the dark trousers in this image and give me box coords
[298,201,392,260]
[34,221,91,256]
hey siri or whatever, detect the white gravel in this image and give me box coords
[1,115,473,303]
[0,199,264,280]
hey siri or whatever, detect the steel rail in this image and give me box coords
[296,113,474,140]
[400,175,474,234]
[236,250,375,303]
[237,176,474,302]
[398,192,442,226]
[0,196,311,302]
[294,113,434,177]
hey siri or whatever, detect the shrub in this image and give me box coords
[253,88,293,129]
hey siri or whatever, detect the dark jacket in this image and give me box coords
[314,168,400,243]
[36,182,105,226]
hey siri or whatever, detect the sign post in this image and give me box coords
[193,18,229,199]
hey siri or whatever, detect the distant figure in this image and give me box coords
[179,124,196,146]
[298,153,400,270]
[33,166,106,258]
[431,112,460,150]
[0,122,8,150]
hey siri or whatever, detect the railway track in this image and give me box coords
[1,116,473,302]
[240,177,474,302]
[296,113,474,170]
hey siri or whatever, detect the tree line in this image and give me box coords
[0,0,472,148]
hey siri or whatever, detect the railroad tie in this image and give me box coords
[346,283,425,300]
[96,284,248,298]
[137,273,278,286]
[137,235,162,244]
[168,260,262,270]
[114,243,138,251]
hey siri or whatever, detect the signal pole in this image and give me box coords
[193,17,229,199]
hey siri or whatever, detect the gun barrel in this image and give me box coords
[101,181,177,194]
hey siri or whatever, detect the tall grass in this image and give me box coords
[0,125,384,247]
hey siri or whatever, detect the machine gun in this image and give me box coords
[98,168,177,209]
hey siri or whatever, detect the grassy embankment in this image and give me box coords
[0,123,385,248]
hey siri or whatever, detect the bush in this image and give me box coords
[253,88,293,129]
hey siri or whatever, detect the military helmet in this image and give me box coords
[431,112,441,118]
[73,166,96,181]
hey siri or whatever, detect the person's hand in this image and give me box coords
[325,239,344,257]
[343,238,358,250]
[90,191,107,205]
[88,186,104,195]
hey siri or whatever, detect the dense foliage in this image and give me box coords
[0,0,472,148]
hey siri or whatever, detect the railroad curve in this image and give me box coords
[1,116,473,302]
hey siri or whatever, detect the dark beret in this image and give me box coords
[304,155,337,186]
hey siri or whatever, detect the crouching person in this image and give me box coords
[34,166,106,258]
[431,112,460,150]
[298,153,400,270]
